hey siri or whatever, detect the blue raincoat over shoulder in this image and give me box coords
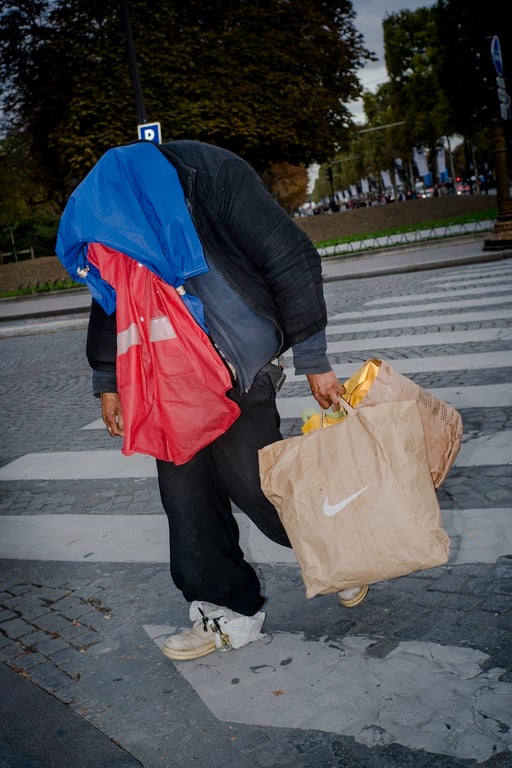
[55,141,208,325]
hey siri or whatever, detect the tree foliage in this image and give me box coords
[5,0,506,229]
[0,0,375,212]
[383,7,452,174]
[324,0,509,196]
[262,162,309,214]
[434,0,509,135]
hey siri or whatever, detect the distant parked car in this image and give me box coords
[414,182,433,198]
[456,180,471,195]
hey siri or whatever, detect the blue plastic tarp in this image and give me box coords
[55,141,208,322]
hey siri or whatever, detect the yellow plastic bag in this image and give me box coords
[342,358,381,406]
[300,407,346,435]
[300,358,382,435]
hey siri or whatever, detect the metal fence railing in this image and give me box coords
[0,247,35,265]
[317,219,494,257]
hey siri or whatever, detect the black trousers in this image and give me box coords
[156,370,291,616]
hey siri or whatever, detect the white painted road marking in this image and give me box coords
[276,383,512,419]
[0,428,510,483]
[327,308,512,335]
[282,351,512,384]
[144,626,512,763]
[284,327,512,357]
[0,511,295,564]
[365,283,512,305]
[331,295,512,320]
[0,508,510,566]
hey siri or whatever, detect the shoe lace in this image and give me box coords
[198,606,209,633]
[197,606,231,650]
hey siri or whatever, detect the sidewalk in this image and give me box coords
[320,232,512,281]
[1,234,511,768]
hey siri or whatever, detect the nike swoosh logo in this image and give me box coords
[323,484,371,517]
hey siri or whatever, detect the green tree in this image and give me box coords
[366,1,508,186]
[383,7,453,184]
[319,87,410,199]
[0,132,60,258]
[434,0,508,180]
[435,0,508,135]
[262,162,309,214]
[0,0,375,210]
[358,87,408,190]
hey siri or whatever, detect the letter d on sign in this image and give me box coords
[137,122,162,144]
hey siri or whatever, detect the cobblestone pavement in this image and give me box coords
[0,253,511,767]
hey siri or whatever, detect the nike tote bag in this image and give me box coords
[258,400,450,598]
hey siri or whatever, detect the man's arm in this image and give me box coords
[86,298,117,396]
[306,371,346,410]
[292,330,345,409]
[100,392,125,437]
[86,299,124,436]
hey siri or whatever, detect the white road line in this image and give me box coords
[366,285,512,305]
[77,354,510,413]
[282,351,512,384]
[420,275,512,288]
[144,627,512,763]
[283,327,512,357]
[0,450,157,480]
[330,295,512,320]
[1,421,510,484]
[443,507,512,565]
[326,308,512,335]
[429,383,512,408]
[276,383,512,418]
[456,432,512,466]
[424,266,512,281]
[0,512,295,565]
[0,508,510,567]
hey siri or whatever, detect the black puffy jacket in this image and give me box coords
[86,140,327,379]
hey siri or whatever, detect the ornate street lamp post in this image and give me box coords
[483,35,512,250]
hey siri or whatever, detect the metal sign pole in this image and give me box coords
[120,0,147,126]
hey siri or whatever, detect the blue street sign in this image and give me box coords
[137,122,162,143]
[489,35,511,120]
[490,35,503,77]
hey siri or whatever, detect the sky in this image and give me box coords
[347,0,437,124]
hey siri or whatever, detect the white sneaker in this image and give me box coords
[163,601,266,661]
[337,585,369,608]
[162,619,217,660]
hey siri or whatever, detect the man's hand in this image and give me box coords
[100,392,125,437]
[306,371,346,410]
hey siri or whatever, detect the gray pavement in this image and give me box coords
[1,234,512,768]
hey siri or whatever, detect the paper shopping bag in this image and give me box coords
[258,400,450,598]
[342,359,462,489]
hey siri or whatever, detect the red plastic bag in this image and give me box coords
[88,243,240,464]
